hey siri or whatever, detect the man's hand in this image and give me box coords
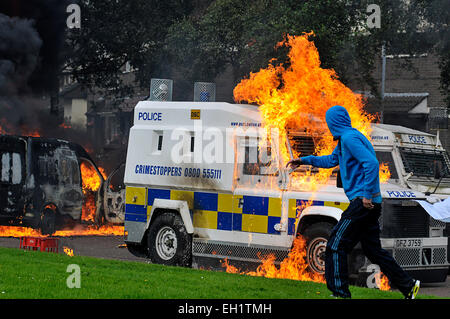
[286,158,303,171]
[362,198,374,209]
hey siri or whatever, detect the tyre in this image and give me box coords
[302,222,334,275]
[40,208,56,235]
[147,211,192,267]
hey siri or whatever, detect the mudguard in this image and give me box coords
[146,198,194,234]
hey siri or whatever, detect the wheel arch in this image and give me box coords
[296,206,341,235]
[145,199,194,234]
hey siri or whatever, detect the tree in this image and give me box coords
[166,0,449,103]
[66,0,193,98]
[166,0,363,87]
[413,0,450,107]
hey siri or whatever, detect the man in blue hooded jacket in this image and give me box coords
[287,105,420,299]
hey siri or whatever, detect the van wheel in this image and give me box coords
[303,222,334,275]
[40,208,56,235]
[147,212,192,267]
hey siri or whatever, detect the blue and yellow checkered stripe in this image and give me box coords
[125,187,349,235]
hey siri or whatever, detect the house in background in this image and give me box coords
[59,74,88,130]
[349,52,449,149]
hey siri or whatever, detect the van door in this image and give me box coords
[233,136,285,242]
[0,137,26,219]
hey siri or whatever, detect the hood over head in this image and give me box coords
[325,105,352,138]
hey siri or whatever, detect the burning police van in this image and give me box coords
[123,101,449,284]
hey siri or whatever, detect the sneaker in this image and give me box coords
[405,280,420,299]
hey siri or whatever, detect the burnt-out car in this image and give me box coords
[0,135,107,234]
[97,162,125,225]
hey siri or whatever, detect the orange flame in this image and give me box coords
[0,224,124,237]
[223,235,325,283]
[379,162,391,183]
[80,162,106,193]
[63,246,74,256]
[234,32,377,190]
[375,271,391,291]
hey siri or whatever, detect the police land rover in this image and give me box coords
[370,124,450,273]
[123,101,449,284]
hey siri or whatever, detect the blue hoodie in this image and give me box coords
[300,105,381,203]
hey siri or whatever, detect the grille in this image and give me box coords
[400,147,450,177]
[194,82,216,102]
[428,107,448,130]
[381,201,429,238]
[429,217,447,228]
[287,133,315,157]
[193,240,289,263]
[394,248,421,266]
[150,78,173,101]
[393,247,448,267]
[432,248,447,265]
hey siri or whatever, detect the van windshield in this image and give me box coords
[399,147,450,177]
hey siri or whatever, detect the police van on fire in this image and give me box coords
[123,100,449,284]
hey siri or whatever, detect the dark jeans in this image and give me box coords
[325,198,414,298]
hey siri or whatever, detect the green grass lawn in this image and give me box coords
[0,247,439,299]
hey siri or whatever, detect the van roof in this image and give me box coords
[372,123,434,136]
[133,101,262,128]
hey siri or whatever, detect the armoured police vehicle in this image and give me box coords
[123,101,449,283]
[370,124,450,271]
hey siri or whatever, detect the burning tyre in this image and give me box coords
[147,211,192,267]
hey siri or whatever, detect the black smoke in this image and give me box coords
[0,1,93,147]
[0,0,74,94]
[0,13,42,96]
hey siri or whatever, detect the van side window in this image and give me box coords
[375,151,398,179]
[1,153,10,183]
[1,152,23,185]
[243,137,274,176]
[157,135,163,151]
[11,153,22,184]
[60,157,71,185]
[71,159,80,185]
[190,136,195,152]
[60,157,81,186]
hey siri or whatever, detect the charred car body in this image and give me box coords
[0,135,123,234]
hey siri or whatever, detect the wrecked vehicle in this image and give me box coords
[0,135,124,234]
[98,162,125,224]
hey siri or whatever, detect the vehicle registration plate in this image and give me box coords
[395,239,422,248]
